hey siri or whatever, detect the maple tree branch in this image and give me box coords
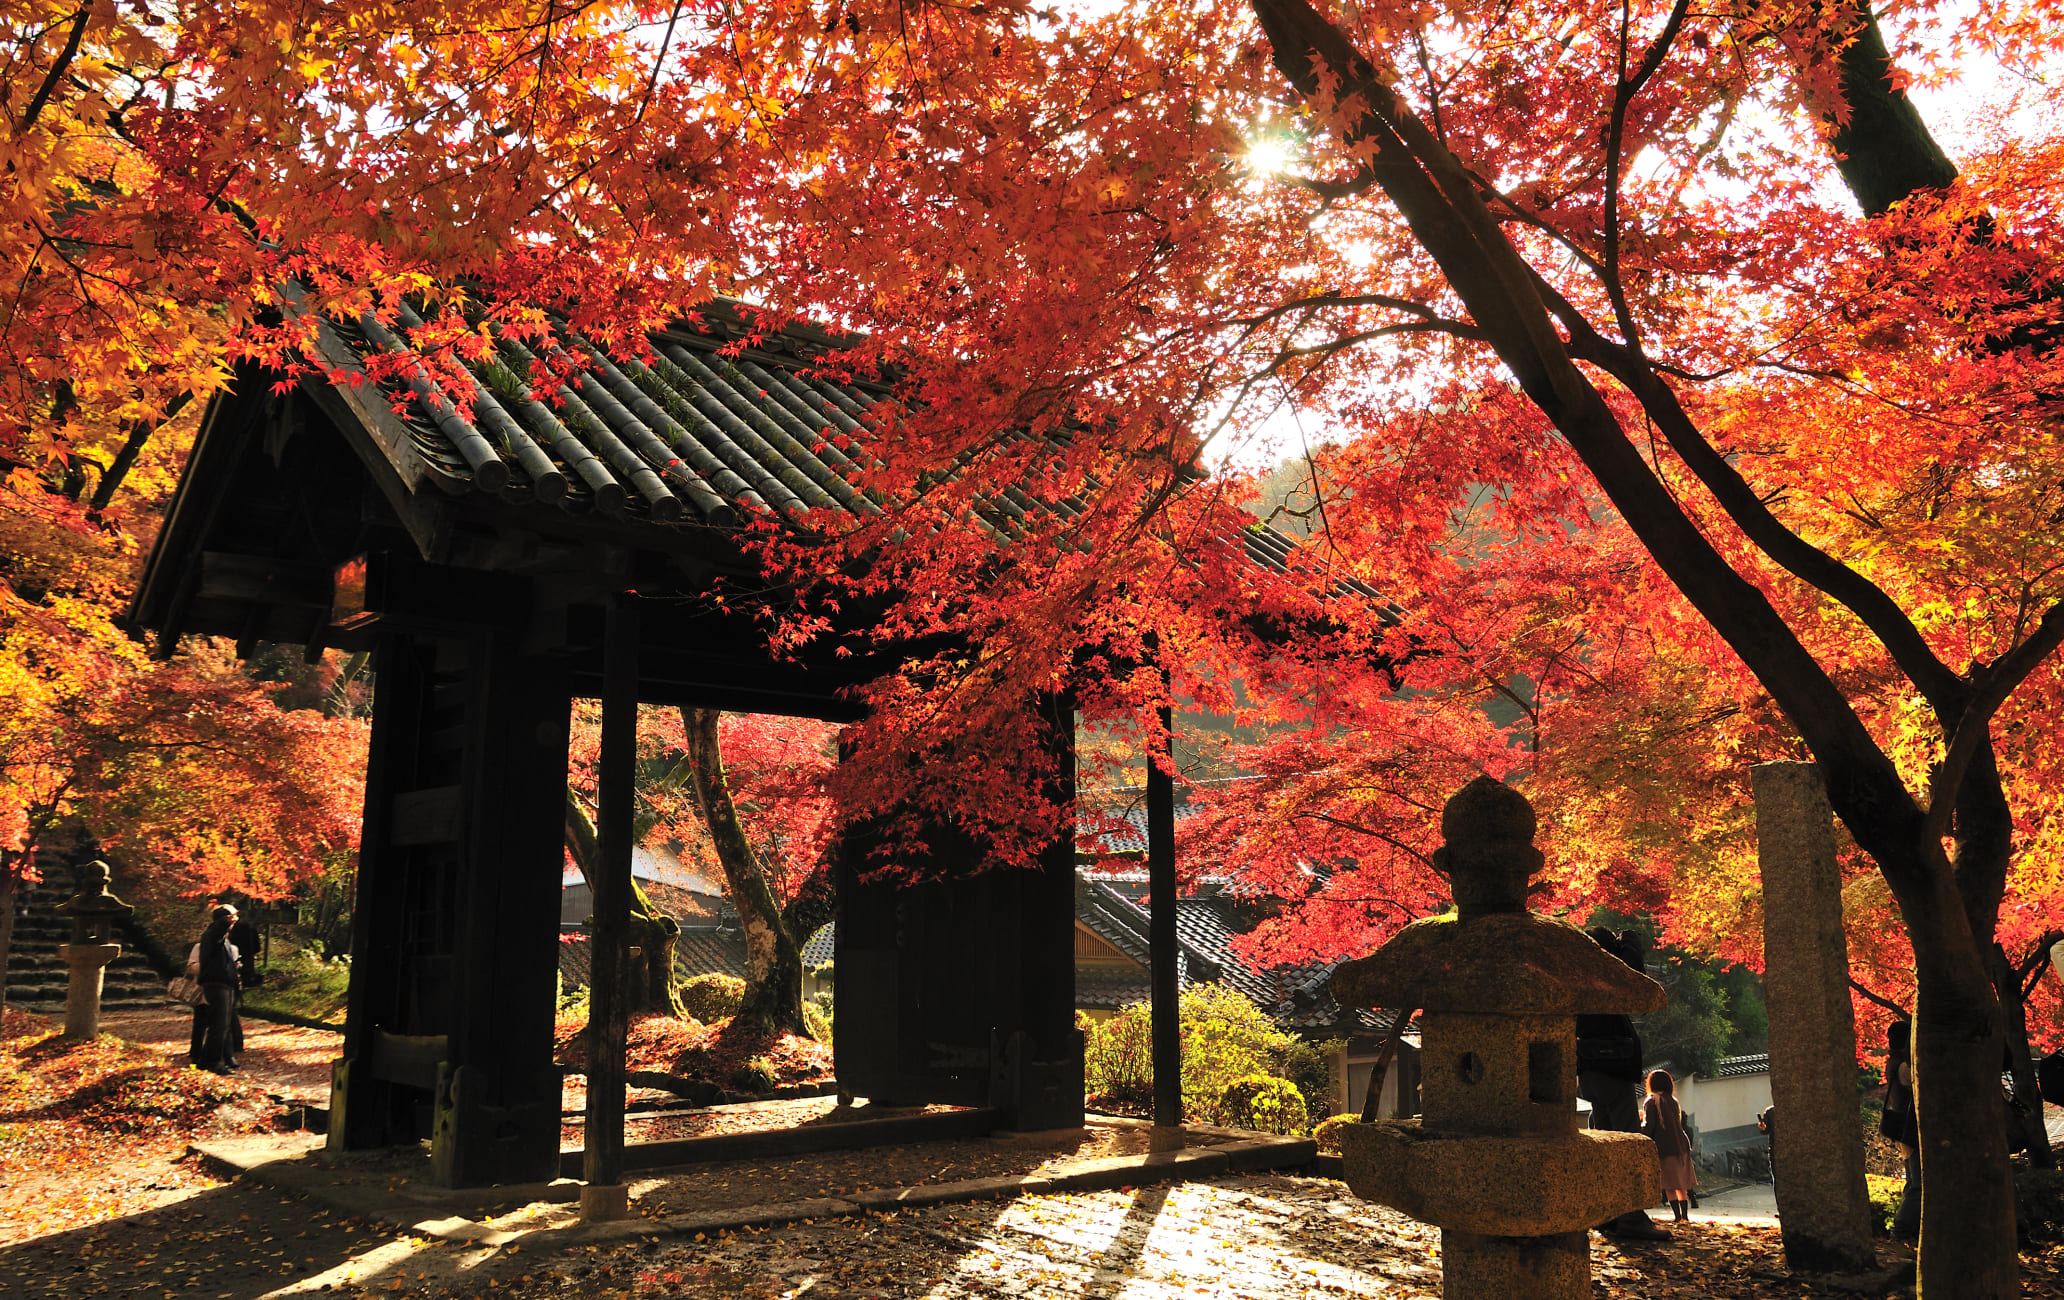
[16,7,89,137]
[629,0,685,133]
[1849,976,1907,1018]
[1821,0,1958,215]
[2016,932,2063,1002]
[1299,811,1436,871]
[88,392,192,513]
[1923,598,2064,847]
[1561,325,1967,719]
[1601,0,1691,348]
[1224,292,1451,331]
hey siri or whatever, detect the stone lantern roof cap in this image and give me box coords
[1329,912,1666,1016]
[1330,777,1666,1015]
[56,861,134,918]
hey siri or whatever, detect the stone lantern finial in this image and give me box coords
[1434,775,1542,920]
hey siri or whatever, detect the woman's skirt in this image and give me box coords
[1659,1152,1696,1193]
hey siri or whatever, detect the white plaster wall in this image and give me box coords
[1678,1069,1773,1140]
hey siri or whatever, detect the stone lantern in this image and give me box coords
[1328,777,1666,1298]
[55,860,134,1041]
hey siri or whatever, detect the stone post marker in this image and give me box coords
[55,860,133,1041]
[1753,761,1874,1274]
[1329,777,1666,1299]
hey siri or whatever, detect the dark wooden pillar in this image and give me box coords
[330,631,426,1154]
[429,631,570,1187]
[333,619,570,1186]
[1147,699,1181,1132]
[833,693,1082,1130]
[581,594,639,1220]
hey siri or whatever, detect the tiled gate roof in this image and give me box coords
[294,290,1342,582]
[302,293,890,528]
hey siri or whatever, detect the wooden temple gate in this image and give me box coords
[130,303,1087,1190]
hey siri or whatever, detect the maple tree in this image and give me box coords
[0,364,364,1009]
[672,707,838,1037]
[562,703,837,1032]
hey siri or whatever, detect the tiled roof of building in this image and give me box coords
[1076,803,1202,857]
[1070,873,1384,1037]
[1711,1053,1771,1079]
[559,932,592,990]
[1075,963,1154,1010]
[674,926,749,981]
[802,925,835,970]
[1074,875,1222,983]
[300,293,889,528]
[560,922,749,990]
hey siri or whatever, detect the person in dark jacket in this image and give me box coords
[226,903,261,1058]
[1757,1104,1775,1184]
[1883,1020,1919,1244]
[1578,927,1668,1239]
[190,907,242,1074]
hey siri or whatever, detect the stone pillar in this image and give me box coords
[58,941,121,1039]
[1752,761,1875,1274]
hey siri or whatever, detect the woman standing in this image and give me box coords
[1642,1068,1697,1221]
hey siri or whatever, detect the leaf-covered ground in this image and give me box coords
[8,1167,2064,1299]
[0,1006,289,1244]
[100,1006,342,1104]
[554,1011,835,1093]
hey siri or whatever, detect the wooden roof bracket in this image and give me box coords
[280,282,451,565]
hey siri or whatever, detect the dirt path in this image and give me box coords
[100,1006,341,1104]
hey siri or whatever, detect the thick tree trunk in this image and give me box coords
[1905,878,2019,1297]
[680,707,810,1038]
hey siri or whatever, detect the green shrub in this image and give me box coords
[1084,985,1297,1124]
[1865,1174,1904,1235]
[557,978,590,1020]
[1313,1113,1361,1154]
[1274,1037,1344,1122]
[239,948,350,1025]
[1220,1075,1309,1135]
[802,1000,832,1043]
[733,1054,777,1093]
[1084,1004,1155,1108]
[680,972,745,1022]
[1180,985,1295,1124]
